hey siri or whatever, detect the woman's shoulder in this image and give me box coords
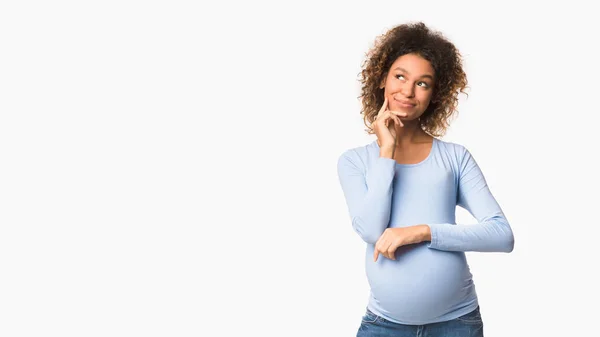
[435,137,467,152]
[434,137,474,163]
[337,140,379,169]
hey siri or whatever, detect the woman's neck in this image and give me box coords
[395,121,431,146]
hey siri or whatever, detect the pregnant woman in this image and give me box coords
[337,22,514,337]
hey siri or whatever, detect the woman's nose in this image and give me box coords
[400,82,415,98]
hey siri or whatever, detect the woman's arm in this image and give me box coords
[337,149,396,244]
[426,147,514,252]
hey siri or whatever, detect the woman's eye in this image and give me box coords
[395,75,430,88]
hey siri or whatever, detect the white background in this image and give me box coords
[1,1,599,336]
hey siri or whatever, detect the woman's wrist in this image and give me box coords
[418,224,432,242]
[379,146,395,158]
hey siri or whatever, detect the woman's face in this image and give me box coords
[380,53,435,121]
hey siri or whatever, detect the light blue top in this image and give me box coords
[337,137,514,325]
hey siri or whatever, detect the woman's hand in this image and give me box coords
[373,225,431,262]
[373,97,407,150]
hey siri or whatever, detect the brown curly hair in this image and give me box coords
[359,22,468,137]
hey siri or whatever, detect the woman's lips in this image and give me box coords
[394,98,416,108]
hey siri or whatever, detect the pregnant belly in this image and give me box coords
[365,243,474,322]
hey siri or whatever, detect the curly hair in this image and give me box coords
[359,22,468,137]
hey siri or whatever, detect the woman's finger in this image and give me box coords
[379,239,391,259]
[387,246,397,260]
[377,97,389,117]
[374,235,386,261]
[389,110,408,118]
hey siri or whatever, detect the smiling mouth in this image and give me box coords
[394,98,416,108]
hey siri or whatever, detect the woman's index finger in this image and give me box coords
[378,97,388,115]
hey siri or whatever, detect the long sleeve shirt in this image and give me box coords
[337,137,514,324]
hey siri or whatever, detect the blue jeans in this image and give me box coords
[357,306,484,337]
